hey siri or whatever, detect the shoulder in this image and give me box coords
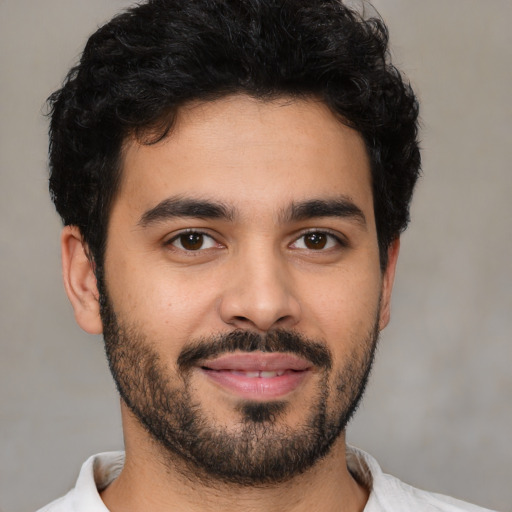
[371,471,497,512]
[35,452,125,512]
[36,494,71,512]
[346,446,497,512]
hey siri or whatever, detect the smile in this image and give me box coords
[226,370,288,378]
[199,352,312,399]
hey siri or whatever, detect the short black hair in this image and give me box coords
[48,0,420,276]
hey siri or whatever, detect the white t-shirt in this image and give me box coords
[36,447,496,512]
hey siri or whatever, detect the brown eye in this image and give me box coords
[180,233,204,250]
[303,232,328,250]
[290,231,341,251]
[170,232,217,251]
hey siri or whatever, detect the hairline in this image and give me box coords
[87,91,391,274]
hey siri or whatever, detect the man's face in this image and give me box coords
[99,95,396,484]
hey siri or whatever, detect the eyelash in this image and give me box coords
[166,229,220,252]
[165,229,347,252]
[291,229,348,251]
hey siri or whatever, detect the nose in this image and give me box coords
[218,248,301,332]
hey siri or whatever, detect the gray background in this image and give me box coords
[0,1,510,511]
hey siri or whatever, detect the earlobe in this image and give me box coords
[61,226,103,335]
[378,237,400,331]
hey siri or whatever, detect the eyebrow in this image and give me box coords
[138,196,235,226]
[138,195,366,228]
[283,198,367,227]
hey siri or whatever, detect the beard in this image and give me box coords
[100,295,380,486]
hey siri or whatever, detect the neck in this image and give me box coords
[101,406,369,512]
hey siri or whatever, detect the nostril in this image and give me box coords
[219,290,301,332]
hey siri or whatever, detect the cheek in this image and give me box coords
[302,265,382,338]
[105,256,222,340]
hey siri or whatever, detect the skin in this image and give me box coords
[61,94,400,512]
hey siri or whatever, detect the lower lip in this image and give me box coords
[201,369,309,399]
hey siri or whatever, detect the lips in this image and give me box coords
[226,369,287,378]
[199,352,312,399]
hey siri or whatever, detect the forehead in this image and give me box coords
[117,94,373,223]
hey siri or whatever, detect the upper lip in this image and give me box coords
[201,352,312,372]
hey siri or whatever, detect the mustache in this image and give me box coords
[177,330,332,371]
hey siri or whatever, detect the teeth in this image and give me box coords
[230,370,286,378]
[260,371,276,378]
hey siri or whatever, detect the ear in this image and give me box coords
[378,237,400,331]
[61,226,103,334]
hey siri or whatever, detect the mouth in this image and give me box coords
[199,352,312,400]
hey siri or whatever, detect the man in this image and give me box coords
[39,0,495,511]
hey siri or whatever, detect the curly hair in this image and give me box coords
[48,0,420,275]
